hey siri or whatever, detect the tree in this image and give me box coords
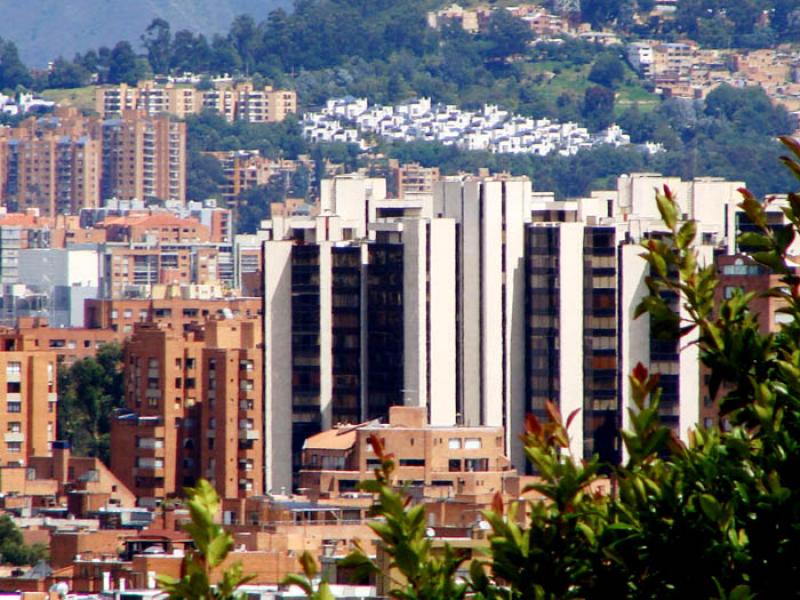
[588,53,626,89]
[228,15,260,76]
[158,480,253,599]
[107,41,140,85]
[235,180,285,234]
[481,10,533,61]
[186,151,226,202]
[57,343,124,463]
[142,18,172,75]
[171,30,212,74]
[582,85,615,131]
[0,515,47,566]
[0,38,32,89]
[581,0,625,27]
[47,57,90,89]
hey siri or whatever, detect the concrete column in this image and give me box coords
[263,241,293,491]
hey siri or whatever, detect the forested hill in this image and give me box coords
[0,0,290,66]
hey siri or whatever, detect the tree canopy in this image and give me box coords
[57,343,124,464]
[0,515,47,566]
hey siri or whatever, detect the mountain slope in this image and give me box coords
[0,0,291,67]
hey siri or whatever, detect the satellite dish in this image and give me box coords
[425,527,436,538]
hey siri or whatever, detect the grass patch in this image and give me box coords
[40,86,96,112]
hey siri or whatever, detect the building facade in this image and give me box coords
[110,316,263,505]
[95,82,297,124]
[262,172,749,488]
[0,349,57,465]
[101,111,186,203]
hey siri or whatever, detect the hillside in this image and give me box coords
[0,0,290,67]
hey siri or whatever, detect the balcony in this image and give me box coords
[133,466,164,476]
[4,432,24,443]
[238,429,259,441]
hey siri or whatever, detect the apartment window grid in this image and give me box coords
[582,227,620,466]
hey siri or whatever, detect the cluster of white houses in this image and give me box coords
[258,170,761,490]
[302,97,633,156]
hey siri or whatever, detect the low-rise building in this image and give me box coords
[84,294,261,338]
[300,406,519,517]
[0,317,118,365]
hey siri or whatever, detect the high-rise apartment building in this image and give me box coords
[101,111,186,203]
[262,175,459,489]
[95,81,297,123]
[261,171,750,488]
[0,123,101,216]
[110,316,262,506]
[0,108,185,212]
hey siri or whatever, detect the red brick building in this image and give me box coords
[110,316,263,505]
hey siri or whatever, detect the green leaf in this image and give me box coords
[698,494,722,522]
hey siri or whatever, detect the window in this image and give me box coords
[448,459,461,472]
[464,438,482,450]
[6,362,21,376]
[465,458,489,472]
[448,438,462,450]
[399,458,425,467]
[7,422,21,432]
[6,382,21,394]
[7,402,21,413]
[6,442,21,453]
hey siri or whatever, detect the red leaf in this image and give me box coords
[525,413,542,437]
[737,187,754,200]
[565,408,581,433]
[663,184,672,199]
[367,434,383,458]
[545,400,562,425]
[632,362,648,384]
[491,491,504,516]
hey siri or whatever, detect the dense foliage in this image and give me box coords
[56,343,125,463]
[0,37,31,90]
[319,140,800,598]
